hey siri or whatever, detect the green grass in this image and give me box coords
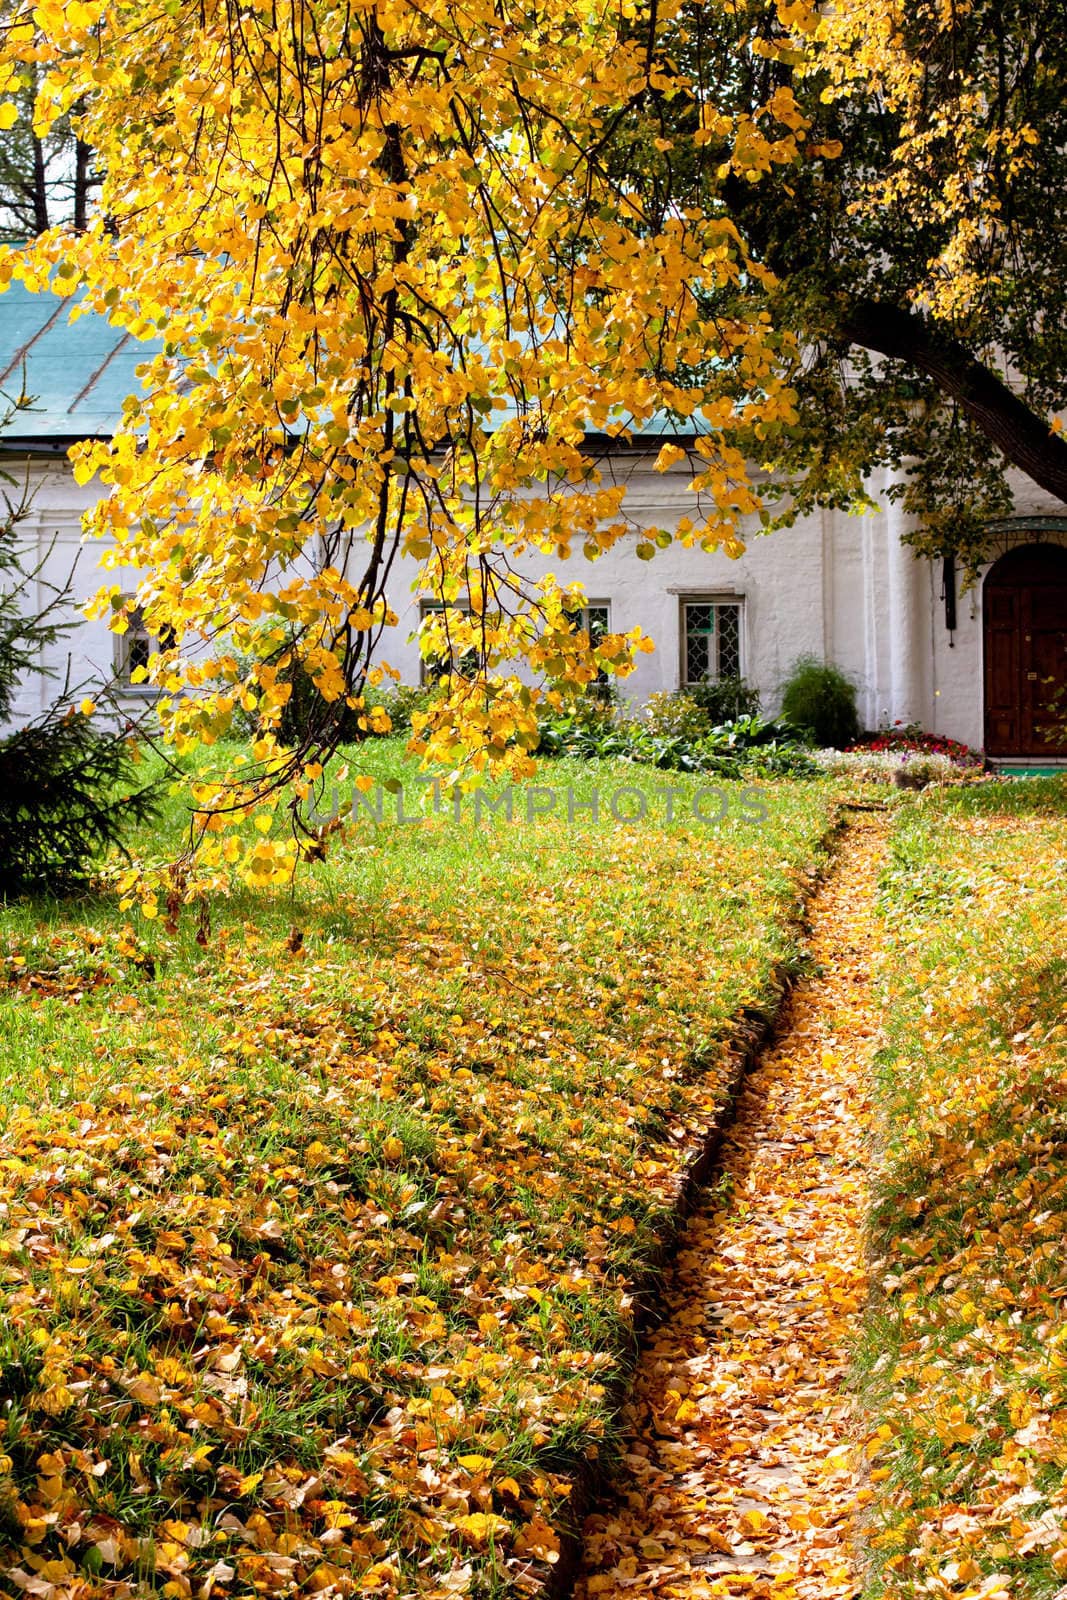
[0,740,843,1599]
[859,776,1067,1600]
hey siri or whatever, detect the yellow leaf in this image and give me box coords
[653,443,687,472]
[514,1514,560,1562]
[127,1375,161,1405]
[455,1513,510,1547]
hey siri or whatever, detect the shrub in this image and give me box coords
[537,697,629,760]
[642,691,711,743]
[687,677,761,724]
[367,683,436,733]
[0,717,158,896]
[538,695,823,778]
[779,657,859,749]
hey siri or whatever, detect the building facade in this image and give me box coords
[4,283,1066,756]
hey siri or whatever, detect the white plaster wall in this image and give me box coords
[8,450,1064,752]
[2,458,150,729]
[378,459,864,716]
[371,459,961,739]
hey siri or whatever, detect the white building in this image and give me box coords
[4,283,1066,760]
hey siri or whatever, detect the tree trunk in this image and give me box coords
[74,138,92,232]
[31,135,48,235]
[840,297,1067,507]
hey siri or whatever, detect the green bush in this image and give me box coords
[367,683,436,733]
[779,656,859,749]
[0,717,159,897]
[536,698,629,760]
[537,693,823,778]
[687,677,761,724]
[0,419,159,895]
[642,691,711,743]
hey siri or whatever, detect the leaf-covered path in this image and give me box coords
[576,816,888,1600]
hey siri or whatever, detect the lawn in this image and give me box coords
[861,778,1067,1600]
[0,743,842,1600]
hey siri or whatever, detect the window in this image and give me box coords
[563,602,610,645]
[681,598,742,686]
[419,599,477,684]
[115,603,175,689]
[564,601,611,696]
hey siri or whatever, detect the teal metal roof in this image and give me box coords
[0,278,698,451]
[0,279,160,446]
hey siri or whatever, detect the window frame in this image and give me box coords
[563,600,612,697]
[678,595,745,689]
[562,600,611,641]
[114,601,175,693]
[418,597,477,686]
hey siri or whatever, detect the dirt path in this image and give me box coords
[576,816,887,1600]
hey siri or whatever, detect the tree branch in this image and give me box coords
[839,296,1067,506]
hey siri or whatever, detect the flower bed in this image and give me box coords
[847,723,984,767]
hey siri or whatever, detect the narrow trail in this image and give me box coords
[576,816,888,1600]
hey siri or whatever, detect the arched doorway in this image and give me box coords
[983,543,1067,756]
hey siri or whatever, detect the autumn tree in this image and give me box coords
[0,0,1062,889]
[0,59,96,235]
[649,0,1067,568]
[0,0,815,889]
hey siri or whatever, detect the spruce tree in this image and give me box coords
[0,412,158,896]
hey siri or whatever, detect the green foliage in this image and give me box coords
[779,657,860,750]
[639,686,762,745]
[537,693,822,777]
[0,716,157,896]
[686,678,761,725]
[700,717,823,778]
[0,412,158,896]
[366,683,436,734]
[642,691,714,743]
[535,697,629,761]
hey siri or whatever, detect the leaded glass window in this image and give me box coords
[116,603,174,688]
[563,603,609,643]
[419,599,478,684]
[564,602,611,696]
[682,600,743,686]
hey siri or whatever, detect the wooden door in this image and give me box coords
[984,543,1067,756]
